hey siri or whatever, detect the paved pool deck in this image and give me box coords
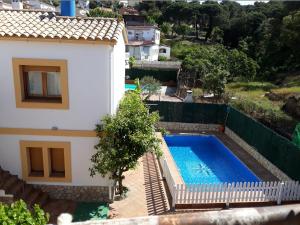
[109,153,170,219]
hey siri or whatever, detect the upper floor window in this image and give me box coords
[12,58,69,109]
[23,65,62,103]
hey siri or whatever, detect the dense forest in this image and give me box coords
[136,1,300,80]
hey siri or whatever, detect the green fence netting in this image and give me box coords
[126,68,178,82]
[225,107,300,181]
[292,123,300,147]
[148,101,300,181]
[147,101,227,124]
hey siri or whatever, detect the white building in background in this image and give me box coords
[0,0,55,10]
[126,25,160,61]
[0,9,127,201]
[25,0,55,11]
[159,45,171,60]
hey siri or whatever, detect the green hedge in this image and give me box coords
[126,68,178,82]
[148,101,300,181]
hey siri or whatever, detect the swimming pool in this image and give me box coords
[125,83,137,91]
[164,135,260,184]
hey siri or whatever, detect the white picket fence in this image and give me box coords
[160,157,300,208]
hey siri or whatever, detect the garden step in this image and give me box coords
[34,192,49,208]
[1,175,18,190]
[10,180,25,197]
[0,171,11,186]
[19,185,33,201]
[25,189,42,207]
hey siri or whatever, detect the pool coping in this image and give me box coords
[156,132,184,185]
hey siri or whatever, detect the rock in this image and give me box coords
[265,92,283,101]
[282,94,300,119]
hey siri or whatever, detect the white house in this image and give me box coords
[0,9,127,201]
[126,25,160,61]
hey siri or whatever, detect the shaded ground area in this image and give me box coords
[143,153,169,215]
[215,132,278,181]
[73,202,109,222]
[43,199,77,224]
[109,153,170,218]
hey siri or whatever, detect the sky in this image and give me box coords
[196,0,269,5]
[237,0,269,5]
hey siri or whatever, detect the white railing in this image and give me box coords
[173,181,300,207]
[159,158,300,208]
[159,156,176,200]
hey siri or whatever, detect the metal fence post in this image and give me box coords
[277,182,284,205]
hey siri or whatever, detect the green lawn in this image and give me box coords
[73,202,109,222]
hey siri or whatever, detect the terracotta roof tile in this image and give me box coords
[0,9,125,43]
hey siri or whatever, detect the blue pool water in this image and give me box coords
[164,135,260,184]
[125,84,137,91]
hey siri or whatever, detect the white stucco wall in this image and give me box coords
[0,38,125,187]
[0,135,111,186]
[127,27,160,44]
[127,45,159,61]
[111,35,125,112]
[159,46,171,59]
[0,40,112,130]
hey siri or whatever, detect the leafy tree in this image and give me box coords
[89,91,162,195]
[87,8,121,18]
[202,67,229,98]
[140,76,161,100]
[129,56,135,68]
[0,200,49,225]
[173,23,190,38]
[211,26,224,43]
[228,49,258,80]
[160,22,172,36]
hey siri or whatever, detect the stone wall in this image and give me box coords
[0,190,13,204]
[33,185,111,202]
[225,127,291,181]
[157,122,220,132]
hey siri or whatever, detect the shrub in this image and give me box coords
[158,56,168,61]
[0,200,49,225]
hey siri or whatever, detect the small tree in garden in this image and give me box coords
[140,76,161,100]
[0,200,49,225]
[89,90,162,196]
[202,67,229,98]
